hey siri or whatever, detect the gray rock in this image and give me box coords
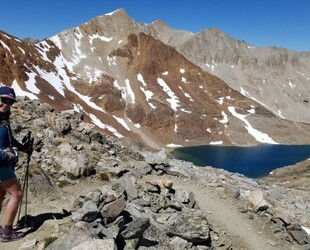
[70,239,116,250]
[129,160,153,176]
[267,207,292,225]
[71,200,98,222]
[45,224,94,250]
[100,194,127,223]
[114,176,139,201]
[172,187,191,204]
[120,216,150,239]
[245,189,271,212]
[166,212,211,245]
[170,236,192,249]
[288,224,310,245]
[142,149,168,165]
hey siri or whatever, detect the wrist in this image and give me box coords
[6,152,13,160]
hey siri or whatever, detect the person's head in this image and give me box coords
[0,86,17,114]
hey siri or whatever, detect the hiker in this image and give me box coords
[0,86,31,242]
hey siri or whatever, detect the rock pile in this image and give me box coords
[8,98,310,249]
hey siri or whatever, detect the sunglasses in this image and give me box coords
[0,97,15,106]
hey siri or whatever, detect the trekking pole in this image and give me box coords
[17,131,33,228]
[17,162,28,227]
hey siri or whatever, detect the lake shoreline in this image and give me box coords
[259,158,310,190]
[171,144,310,179]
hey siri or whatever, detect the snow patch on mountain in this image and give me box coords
[228,106,277,144]
[157,78,180,111]
[12,80,38,99]
[89,113,123,138]
[137,74,154,103]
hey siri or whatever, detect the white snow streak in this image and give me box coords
[219,111,228,124]
[89,33,113,45]
[113,115,131,131]
[137,74,154,103]
[11,80,38,99]
[114,79,135,103]
[302,226,310,235]
[209,141,223,145]
[157,78,180,111]
[0,41,11,52]
[228,106,277,144]
[89,113,123,138]
[166,144,183,148]
[24,72,40,94]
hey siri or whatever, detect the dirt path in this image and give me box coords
[143,175,292,250]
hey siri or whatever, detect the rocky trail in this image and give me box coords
[161,175,287,250]
[0,173,305,250]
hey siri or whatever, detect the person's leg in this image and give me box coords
[0,166,16,234]
[0,186,6,234]
[0,186,6,212]
[0,177,24,241]
[0,177,23,226]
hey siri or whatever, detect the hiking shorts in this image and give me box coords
[0,157,18,182]
[0,166,16,182]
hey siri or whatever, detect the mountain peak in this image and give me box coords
[152,19,168,27]
[23,37,40,44]
[104,8,129,18]
[207,27,224,33]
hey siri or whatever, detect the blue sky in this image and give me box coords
[1,0,309,52]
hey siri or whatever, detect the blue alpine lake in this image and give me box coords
[171,144,310,178]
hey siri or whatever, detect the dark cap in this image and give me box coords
[0,86,17,102]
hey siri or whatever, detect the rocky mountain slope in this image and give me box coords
[0,98,309,250]
[155,26,310,124]
[1,8,310,150]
